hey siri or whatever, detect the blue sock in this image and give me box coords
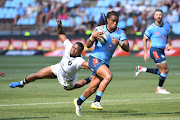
[94,90,103,102]
[77,94,86,105]
[158,72,167,87]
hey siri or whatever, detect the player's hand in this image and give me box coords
[144,52,149,62]
[0,71,5,77]
[55,19,65,35]
[166,44,170,51]
[112,37,119,45]
[91,29,103,39]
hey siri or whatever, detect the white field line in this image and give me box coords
[0,97,180,107]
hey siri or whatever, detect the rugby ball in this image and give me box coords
[96,27,108,43]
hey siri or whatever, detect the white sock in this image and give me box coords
[20,81,24,85]
[157,86,162,90]
[141,67,147,72]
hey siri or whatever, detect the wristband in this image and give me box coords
[90,36,94,42]
[119,41,123,47]
[166,43,170,46]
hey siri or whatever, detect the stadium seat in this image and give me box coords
[4,1,12,7]
[48,19,57,27]
[16,18,24,25]
[118,21,126,29]
[5,8,17,19]
[151,0,157,6]
[74,0,82,5]
[67,17,73,27]
[172,22,180,35]
[96,1,104,7]
[75,16,82,26]
[29,18,36,25]
[126,18,134,27]
[67,1,75,8]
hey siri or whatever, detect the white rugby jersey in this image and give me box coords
[59,39,85,80]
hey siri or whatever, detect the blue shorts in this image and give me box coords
[150,47,166,64]
[88,55,109,76]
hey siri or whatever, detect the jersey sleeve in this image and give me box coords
[63,39,73,51]
[144,26,152,38]
[165,22,170,35]
[120,31,127,41]
[76,58,85,70]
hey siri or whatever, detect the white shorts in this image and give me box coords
[51,63,78,90]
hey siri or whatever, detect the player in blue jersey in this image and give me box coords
[74,11,130,116]
[135,9,171,94]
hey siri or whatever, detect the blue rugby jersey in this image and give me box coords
[144,22,170,49]
[91,25,127,66]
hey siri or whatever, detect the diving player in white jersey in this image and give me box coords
[135,9,171,94]
[9,19,91,90]
[74,11,130,116]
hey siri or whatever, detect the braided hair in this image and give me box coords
[102,11,119,25]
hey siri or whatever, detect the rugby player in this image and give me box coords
[9,19,91,90]
[135,9,171,94]
[74,11,130,116]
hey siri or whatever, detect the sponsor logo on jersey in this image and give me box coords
[93,58,99,65]
[68,60,72,65]
[91,68,94,72]
[153,51,159,59]
[162,35,165,38]
[108,43,113,48]
[156,32,160,35]
[161,54,165,58]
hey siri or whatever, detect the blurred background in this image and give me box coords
[0,0,180,56]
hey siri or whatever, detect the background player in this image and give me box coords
[135,9,171,94]
[74,11,130,116]
[9,19,91,90]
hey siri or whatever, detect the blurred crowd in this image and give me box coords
[3,0,180,35]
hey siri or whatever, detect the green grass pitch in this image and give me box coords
[0,55,180,120]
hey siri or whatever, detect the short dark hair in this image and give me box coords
[102,11,119,25]
[75,42,84,51]
[154,9,163,15]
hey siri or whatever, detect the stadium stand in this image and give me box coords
[0,0,180,35]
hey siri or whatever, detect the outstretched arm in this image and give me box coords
[81,61,89,69]
[55,19,67,43]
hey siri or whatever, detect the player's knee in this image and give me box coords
[104,74,113,82]
[88,87,97,94]
[165,68,169,74]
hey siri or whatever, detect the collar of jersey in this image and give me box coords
[105,25,117,33]
[153,22,164,27]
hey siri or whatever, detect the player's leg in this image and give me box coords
[91,65,112,110]
[66,76,92,90]
[135,65,160,78]
[156,62,170,94]
[9,66,55,88]
[74,75,101,116]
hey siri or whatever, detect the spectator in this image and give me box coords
[87,16,97,31]
[70,7,77,17]
[58,11,67,20]
[76,3,86,17]
[114,1,122,13]
[107,5,114,13]
[39,1,49,24]
[14,3,25,24]
[74,17,88,34]
[24,4,34,18]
